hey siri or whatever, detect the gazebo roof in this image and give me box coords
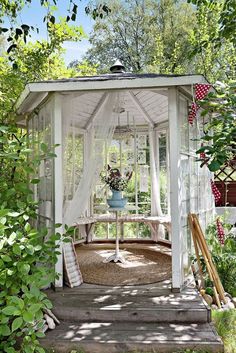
[16,73,209,128]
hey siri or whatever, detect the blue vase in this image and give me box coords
[111,189,122,200]
[107,189,127,208]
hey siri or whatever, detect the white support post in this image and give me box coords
[53,93,64,287]
[168,87,183,291]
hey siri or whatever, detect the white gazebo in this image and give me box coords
[17,63,214,291]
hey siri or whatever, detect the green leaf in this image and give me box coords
[35,331,45,338]
[11,296,25,310]
[23,214,29,221]
[208,160,222,172]
[42,299,53,309]
[7,269,14,276]
[13,244,21,255]
[7,232,17,245]
[12,317,23,332]
[40,143,48,153]
[29,303,42,314]
[0,217,7,225]
[0,209,10,217]
[30,178,40,184]
[0,239,6,250]
[8,212,20,217]
[5,347,16,353]
[24,223,31,232]
[0,324,11,336]
[2,306,19,315]
[18,263,30,274]
[23,311,34,322]
[1,255,12,262]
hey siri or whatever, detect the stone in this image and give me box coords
[211,304,218,310]
[44,313,56,330]
[232,297,236,307]
[224,292,232,300]
[44,308,60,325]
[222,302,235,310]
[203,294,213,306]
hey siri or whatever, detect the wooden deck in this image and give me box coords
[41,281,223,353]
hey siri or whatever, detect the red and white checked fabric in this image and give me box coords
[188,102,198,125]
[200,143,206,159]
[210,179,221,204]
[216,217,225,245]
[188,84,211,125]
[195,84,211,100]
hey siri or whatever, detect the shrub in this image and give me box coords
[0,125,67,353]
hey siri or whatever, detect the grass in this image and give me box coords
[212,309,236,353]
[46,309,236,353]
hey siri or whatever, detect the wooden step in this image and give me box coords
[47,286,210,323]
[51,304,210,323]
[41,321,223,353]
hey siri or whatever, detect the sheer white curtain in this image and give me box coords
[63,92,119,226]
[149,126,164,240]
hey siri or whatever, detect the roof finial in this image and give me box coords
[110,59,126,73]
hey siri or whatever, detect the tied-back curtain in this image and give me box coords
[149,126,164,240]
[63,92,119,226]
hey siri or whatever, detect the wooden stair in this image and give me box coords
[41,283,224,353]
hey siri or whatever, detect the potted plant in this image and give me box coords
[100,165,132,208]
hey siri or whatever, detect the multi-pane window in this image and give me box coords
[28,101,54,231]
[92,128,170,240]
[93,131,152,239]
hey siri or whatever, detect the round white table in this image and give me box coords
[103,207,126,264]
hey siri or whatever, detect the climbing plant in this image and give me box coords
[196,81,236,172]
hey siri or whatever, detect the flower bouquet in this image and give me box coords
[100,165,132,208]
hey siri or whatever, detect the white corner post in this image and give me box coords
[168,87,183,291]
[53,93,64,287]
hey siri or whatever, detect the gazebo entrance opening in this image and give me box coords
[61,89,170,245]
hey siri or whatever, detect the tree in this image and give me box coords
[84,0,196,73]
[83,0,236,82]
[188,1,236,82]
[188,0,236,46]
[0,18,85,124]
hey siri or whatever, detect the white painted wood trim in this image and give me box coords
[128,91,154,127]
[168,87,183,290]
[16,75,208,114]
[53,93,64,287]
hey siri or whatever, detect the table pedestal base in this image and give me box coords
[103,252,126,264]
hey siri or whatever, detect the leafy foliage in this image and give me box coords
[81,0,236,83]
[84,0,196,73]
[196,81,236,172]
[206,219,236,296]
[188,0,236,46]
[0,126,60,352]
[188,1,236,82]
[0,0,109,65]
